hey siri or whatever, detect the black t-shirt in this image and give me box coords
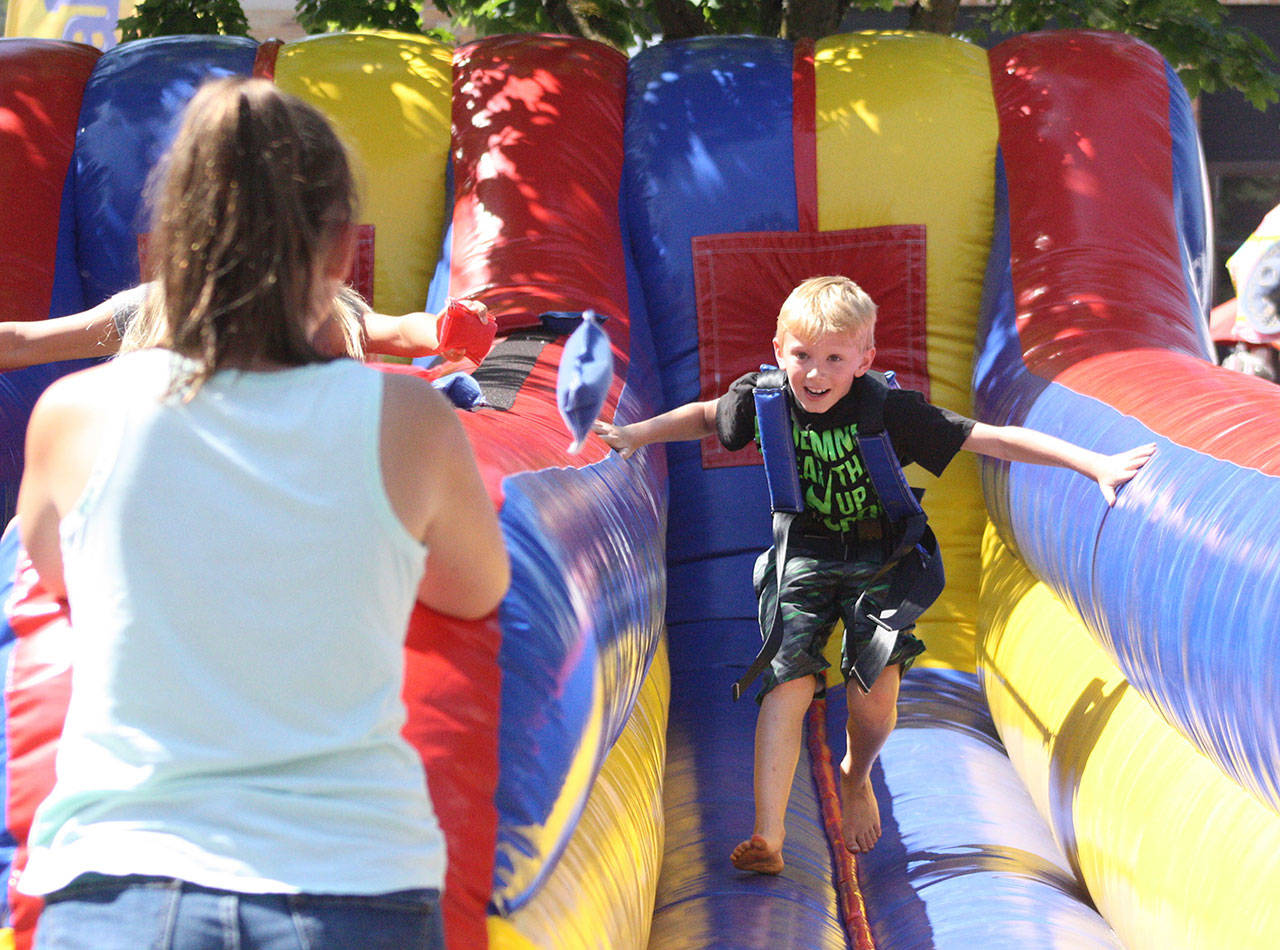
[715,370,975,534]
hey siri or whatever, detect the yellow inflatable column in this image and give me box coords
[489,638,670,949]
[272,33,453,317]
[813,32,998,669]
[980,525,1280,947]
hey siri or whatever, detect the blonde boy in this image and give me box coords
[593,275,1154,873]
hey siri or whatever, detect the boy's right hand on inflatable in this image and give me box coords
[591,419,637,459]
[437,298,496,364]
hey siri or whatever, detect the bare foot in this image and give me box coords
[730,834,784,874]
[840,774,882,853]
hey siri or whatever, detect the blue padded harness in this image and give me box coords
[731,368,945,700]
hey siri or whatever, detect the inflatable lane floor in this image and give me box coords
[627,29,1122,950]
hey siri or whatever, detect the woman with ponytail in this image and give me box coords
[15,77,508,949]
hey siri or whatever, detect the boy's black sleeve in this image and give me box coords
[715,371,762,451]
[884,388,975,476]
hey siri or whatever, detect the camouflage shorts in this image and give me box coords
[751,546,926,702]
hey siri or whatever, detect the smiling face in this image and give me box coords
[772,327,876,414]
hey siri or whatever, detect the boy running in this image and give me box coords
[593,276,1154,874]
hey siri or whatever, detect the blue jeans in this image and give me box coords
[35,875,445,950]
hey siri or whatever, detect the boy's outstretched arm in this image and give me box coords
[963,422,1156,506]
[592,399,719,460]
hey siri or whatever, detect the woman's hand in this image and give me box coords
[436,298,495,364]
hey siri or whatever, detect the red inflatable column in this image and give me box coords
[0,40,99,322]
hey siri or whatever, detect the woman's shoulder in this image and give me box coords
[377,369,463,459]
[24,358,142,473]
[378,366,449,411]
[38,351,151,405]
[375,367,480,541]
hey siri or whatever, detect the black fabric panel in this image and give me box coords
[471,329,557,411]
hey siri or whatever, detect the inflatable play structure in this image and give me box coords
[1,26,1278,949]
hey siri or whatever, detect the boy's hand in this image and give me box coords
[592,419,639,459]
[1096,442,1157,506]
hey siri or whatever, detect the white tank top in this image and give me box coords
[19,349,443,896]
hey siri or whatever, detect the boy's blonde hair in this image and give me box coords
[776,275,876,347]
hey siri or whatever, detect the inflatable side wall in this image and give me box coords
[0,40,100,521]
[2,27,1278,950]
[977,31,1280,947]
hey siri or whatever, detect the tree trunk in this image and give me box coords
[784,0,851,40]
[652,0,708,40]
[544,0,585,37]
[758,0,785,38]
[907,0,960,34]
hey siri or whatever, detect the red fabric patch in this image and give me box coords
[348,224,375,304]
[693,225,929,468]
[252,39,283,80]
